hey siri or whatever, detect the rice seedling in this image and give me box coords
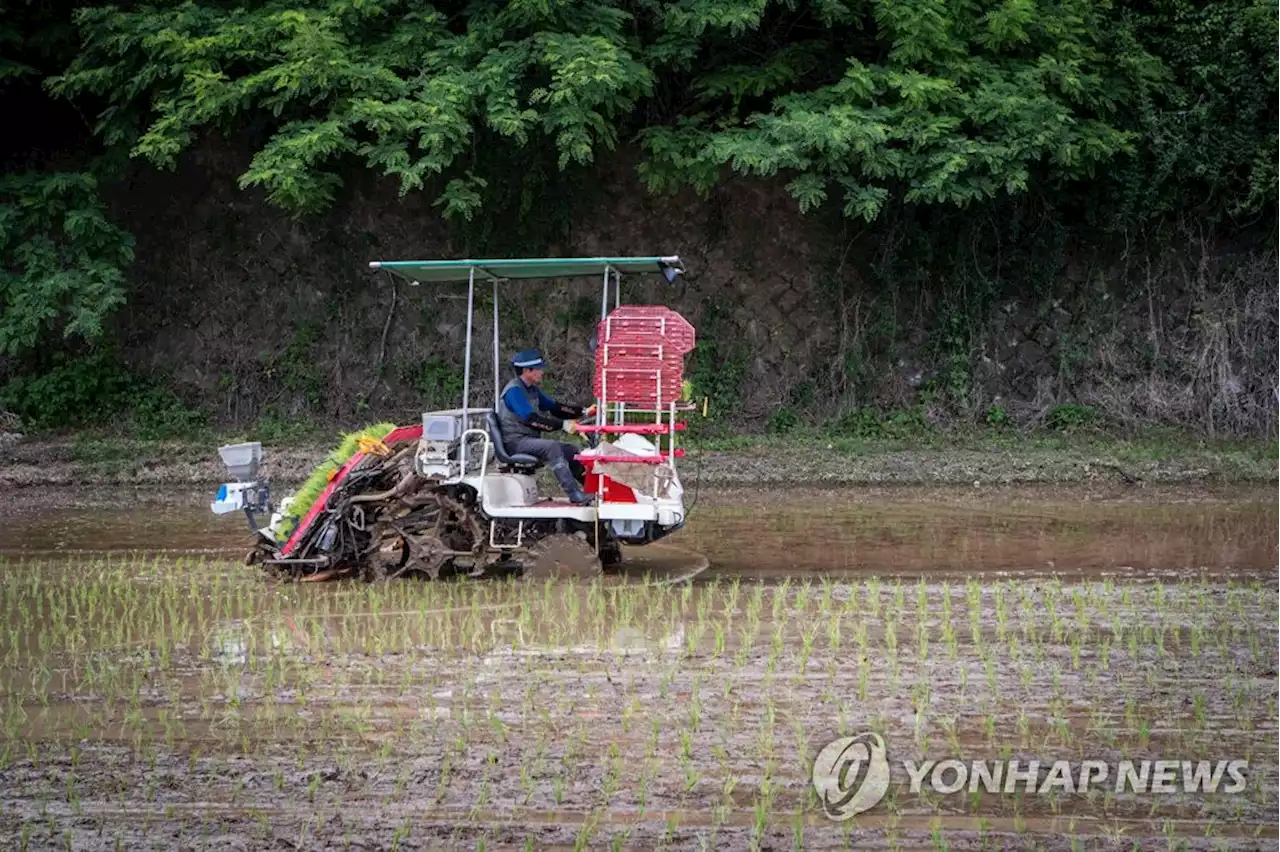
[3,539,1277,849]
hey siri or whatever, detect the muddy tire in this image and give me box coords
[522,533,603,580]
[363,526,407,581]
[600,540,623,567]
[245,540,277,568]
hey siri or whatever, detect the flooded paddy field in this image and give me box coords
[0,484,1275,850]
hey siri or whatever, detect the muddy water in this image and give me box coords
[0,483,1274,579]
[687,483,1278,579]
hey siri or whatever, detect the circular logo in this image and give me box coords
[811,732,891,820]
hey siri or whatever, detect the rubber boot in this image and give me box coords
[551,458,591,504]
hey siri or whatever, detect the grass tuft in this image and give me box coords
[274,422,398,540]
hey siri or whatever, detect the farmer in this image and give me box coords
[497,348,598,504]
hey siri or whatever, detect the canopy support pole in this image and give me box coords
[613,270,623,427]
[492,278,500,406]
[462,266,475,473]
[598,266,611,430]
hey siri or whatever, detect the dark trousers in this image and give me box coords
[507,437,586,482]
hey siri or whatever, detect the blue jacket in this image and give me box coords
[497,376,585,440]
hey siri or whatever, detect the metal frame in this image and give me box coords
[369,256,681,282]
[371,255,685,516]
[370,256,681,413]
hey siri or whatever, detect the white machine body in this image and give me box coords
[412,408,687,540]
[210,481,259,515]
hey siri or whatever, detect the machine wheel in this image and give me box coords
[363,497,468,580]
[521,533,603,580]
[600,539,623,567]
[363,524,410,581]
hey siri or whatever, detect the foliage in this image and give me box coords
[128,385,209,439]
[249,407,330,444]
[5,0,1275,239]
[1100,0,1279,223]
[0,0,1273,438]
[20,4,1279,234]
[1044,403,1097,432]
[0,11,28,83]
[51,0,655,218]
[684,303,750,434]
[396,356,465,410]
[0,0,88,96]
[269,323,328,408]
[0,172,134,357]
[0,352,130,429]
[45,0,1192,222]
[0,351,204,436]
[984,404,1010,429]
[827,406,931,441]
[275,421,398,540]
[641,0,1142,221]
[766,405,798,435]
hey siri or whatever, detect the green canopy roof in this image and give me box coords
[368,256,682,283]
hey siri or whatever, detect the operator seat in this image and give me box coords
[485,412,540,474]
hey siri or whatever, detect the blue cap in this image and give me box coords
[512,348,547,369]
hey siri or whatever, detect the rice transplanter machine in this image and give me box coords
[210,256,696,580]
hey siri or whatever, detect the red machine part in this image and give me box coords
[280,424,423,556]
[585,470,637,502]
[591,306,695,407]
[574,421,686,434]
[582,305,695,498]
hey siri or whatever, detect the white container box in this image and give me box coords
[218,442,262,481]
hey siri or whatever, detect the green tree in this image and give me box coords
[52,0,656,218]
[48,0,1191,224]
[0,1,136,360]
[0,172,134,358]
[1103,0,1278,224]
[640,0,1146,221]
